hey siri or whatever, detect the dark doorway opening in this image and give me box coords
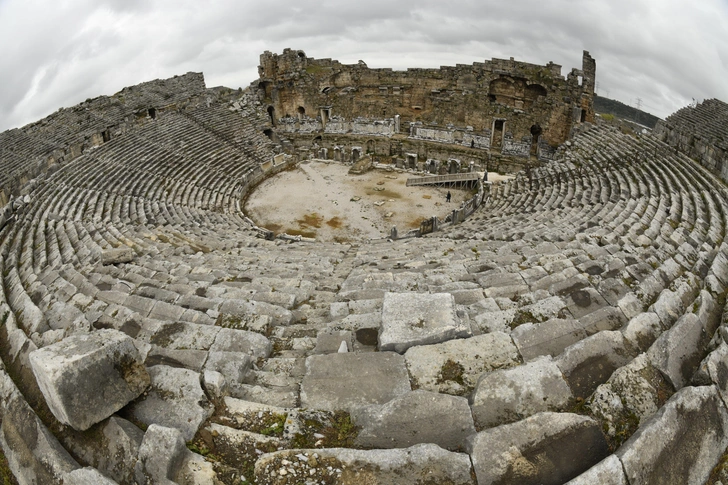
[267,106,276,126]
[492,119,505,149]
[530,124,543,156]
[148,108,156,120]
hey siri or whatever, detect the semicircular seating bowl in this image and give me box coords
[1,78,728,485]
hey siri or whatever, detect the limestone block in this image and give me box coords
[148,321,220,350]
[204,351,252,383]
[62,467,119,485]
[511,318,587,361]
[352,390,475,450]
[210,327,272,358]
[202,370,228,401]
[134,424,188,485]
[101,247,134,265]
[64,416,144,485]
[300,352,411,412]
[563,455,628,485]
[29,329,149,430]
[587,353,673,439]
[379,292,471,353]
[621,312,664,351]
[647,312,711,389]
[617,385,728,485]
[219,299,293,326]
[254,443,475,485]
[404,332,520,395]
[471,356,572,429]
[314,329,353,354]
[124,365,213,441]
[0,391,79,485]
[466,412,609,485]
[556,331,637,398]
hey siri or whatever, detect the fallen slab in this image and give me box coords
[254,443,475,485]
[123,365,213,441]
[300,352,411,412]
[616,385,728,485]
[352,390,475,450]
[466,412,609,485]
[470,356,572,429]
[404,332,520,395]
[379,292,471,353]
[29,329,149,430]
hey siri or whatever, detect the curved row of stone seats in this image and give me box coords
[5,82,728,483]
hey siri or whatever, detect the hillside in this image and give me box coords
[594,95,660,128]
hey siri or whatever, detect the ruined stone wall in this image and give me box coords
[256,48,595,155]
[654,99,728,183]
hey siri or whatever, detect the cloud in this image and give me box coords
[0,0,726,131]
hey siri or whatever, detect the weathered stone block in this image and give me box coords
[300,352,410,412]
[471,356,572,429]
[62,467,119,485]
[563,455,628,485]
[352,390,475,450]
[556,330,637,398]
[29,329,149,430]
[467,412,610,485]
[404,332,520,395]
[617,385,728,485]
[124,365,213,441]
[101,247,134,265]
[134,424,188,485]
[254,443,475,485]
[379,292,470,353]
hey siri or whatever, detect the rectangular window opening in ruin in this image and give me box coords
[580,109,587,123]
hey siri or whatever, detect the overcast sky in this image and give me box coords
[1,0,726,132]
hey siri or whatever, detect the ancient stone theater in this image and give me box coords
[1,47,728,485]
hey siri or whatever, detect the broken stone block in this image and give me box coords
[647,312,712,389]
[134,424,188,485]
[209,327,272,358]
[314,329,353,354]
[617,385,728,485]
[29,329,149,430]
[254,443,475,485]
[379,292,471,353]
[202,370,228,401]
[62,467,119,485]
[511,318,587,361]
[124,365,213,441]
[64,416,144,485]
[0,390,79,485]
[101,247,135,265]
[352,390,475,450]
[404,332,520,395]
[563,455,628,485]
[466,412,609,485]
[300,352,411,412]
[470,356,572,429]
[556,331,637,399]
[203,351,252,384]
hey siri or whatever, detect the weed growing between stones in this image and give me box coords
[437,359,465,386]
[0,438,18,485]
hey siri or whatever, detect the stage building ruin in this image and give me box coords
[256,48,595,168]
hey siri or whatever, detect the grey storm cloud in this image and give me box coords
[1,0,727,132]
